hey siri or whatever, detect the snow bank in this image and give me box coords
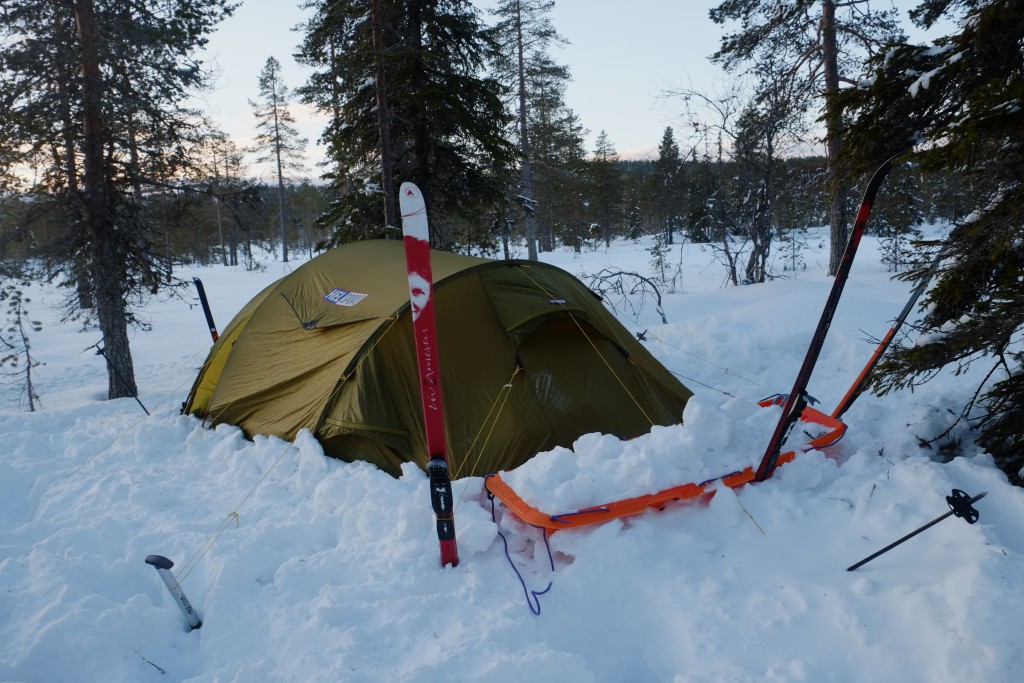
[2,229,1022,683]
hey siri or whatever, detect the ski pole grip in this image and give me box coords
[145,554,203,631]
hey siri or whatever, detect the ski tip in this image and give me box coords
[145,554,174,570]
[399,182,421,202]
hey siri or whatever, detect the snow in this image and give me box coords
[3,228,1023,683]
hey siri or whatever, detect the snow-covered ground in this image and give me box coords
[2,228,1022,683]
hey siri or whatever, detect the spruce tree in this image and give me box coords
[297,0,516,247]
[249,57,308,263]
[0,0,233,400]
[651,127,684,246]
[590,131,621,249]
[836,0,1024,481]
[874,167,924,273]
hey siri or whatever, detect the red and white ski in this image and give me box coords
[399,182,459,567]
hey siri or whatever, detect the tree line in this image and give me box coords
[0,0,1020,482]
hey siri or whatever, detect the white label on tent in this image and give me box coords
[323,288,368,307]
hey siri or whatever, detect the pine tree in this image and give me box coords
[651,127,684,245]
[519,53,584,253]
[297,0,516,248]
[491,0,566,260]
[709,0,904,276]
[249,57,308,263]
[836,0,1024,481]
[0,0,233,400]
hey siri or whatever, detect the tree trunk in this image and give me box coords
[273,107,288,262]
[371,0,397,232]
[74,0,139,400]
[407,2,435,240]
[821,0,847,276]
[515,1,539,260]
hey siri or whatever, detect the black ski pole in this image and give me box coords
[193,277,219,342]
[847,489,986,571]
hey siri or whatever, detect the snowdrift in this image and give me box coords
[2,230,1022,683]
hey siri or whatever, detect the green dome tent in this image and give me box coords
[184,240,692,478]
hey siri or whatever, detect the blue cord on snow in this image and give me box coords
[488,491,554,615]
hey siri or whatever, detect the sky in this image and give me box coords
[194,1,730,178]
[194,1,931,178]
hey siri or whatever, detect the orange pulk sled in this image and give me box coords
[485,157,936,533]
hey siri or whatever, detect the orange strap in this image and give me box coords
[485,405,846,532]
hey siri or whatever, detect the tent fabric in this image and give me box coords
[184,240,692,478]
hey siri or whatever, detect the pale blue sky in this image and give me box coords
[195,1,930,178]
[195,1,729,178]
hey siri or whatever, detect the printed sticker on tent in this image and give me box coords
[322,288,368,307]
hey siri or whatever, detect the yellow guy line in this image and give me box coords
[172,441,294,589]
[514,265,655,426]
[453,366,521,485]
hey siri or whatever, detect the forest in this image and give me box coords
[0,0,1021,481]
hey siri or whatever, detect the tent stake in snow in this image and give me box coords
[847,489,986,571]
[193,277,219,342]
[145,555,203,631]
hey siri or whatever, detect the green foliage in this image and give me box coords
[0,0,234,399]
[297,0,516,247]
[0,275,42,411]
[651,127,685,245]
[837,0,1024,481]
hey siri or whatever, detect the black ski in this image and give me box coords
[755,156,896,482]
[193,277,219,342]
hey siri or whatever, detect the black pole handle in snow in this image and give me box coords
[846,489,987,571]
[145,554,203,631]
